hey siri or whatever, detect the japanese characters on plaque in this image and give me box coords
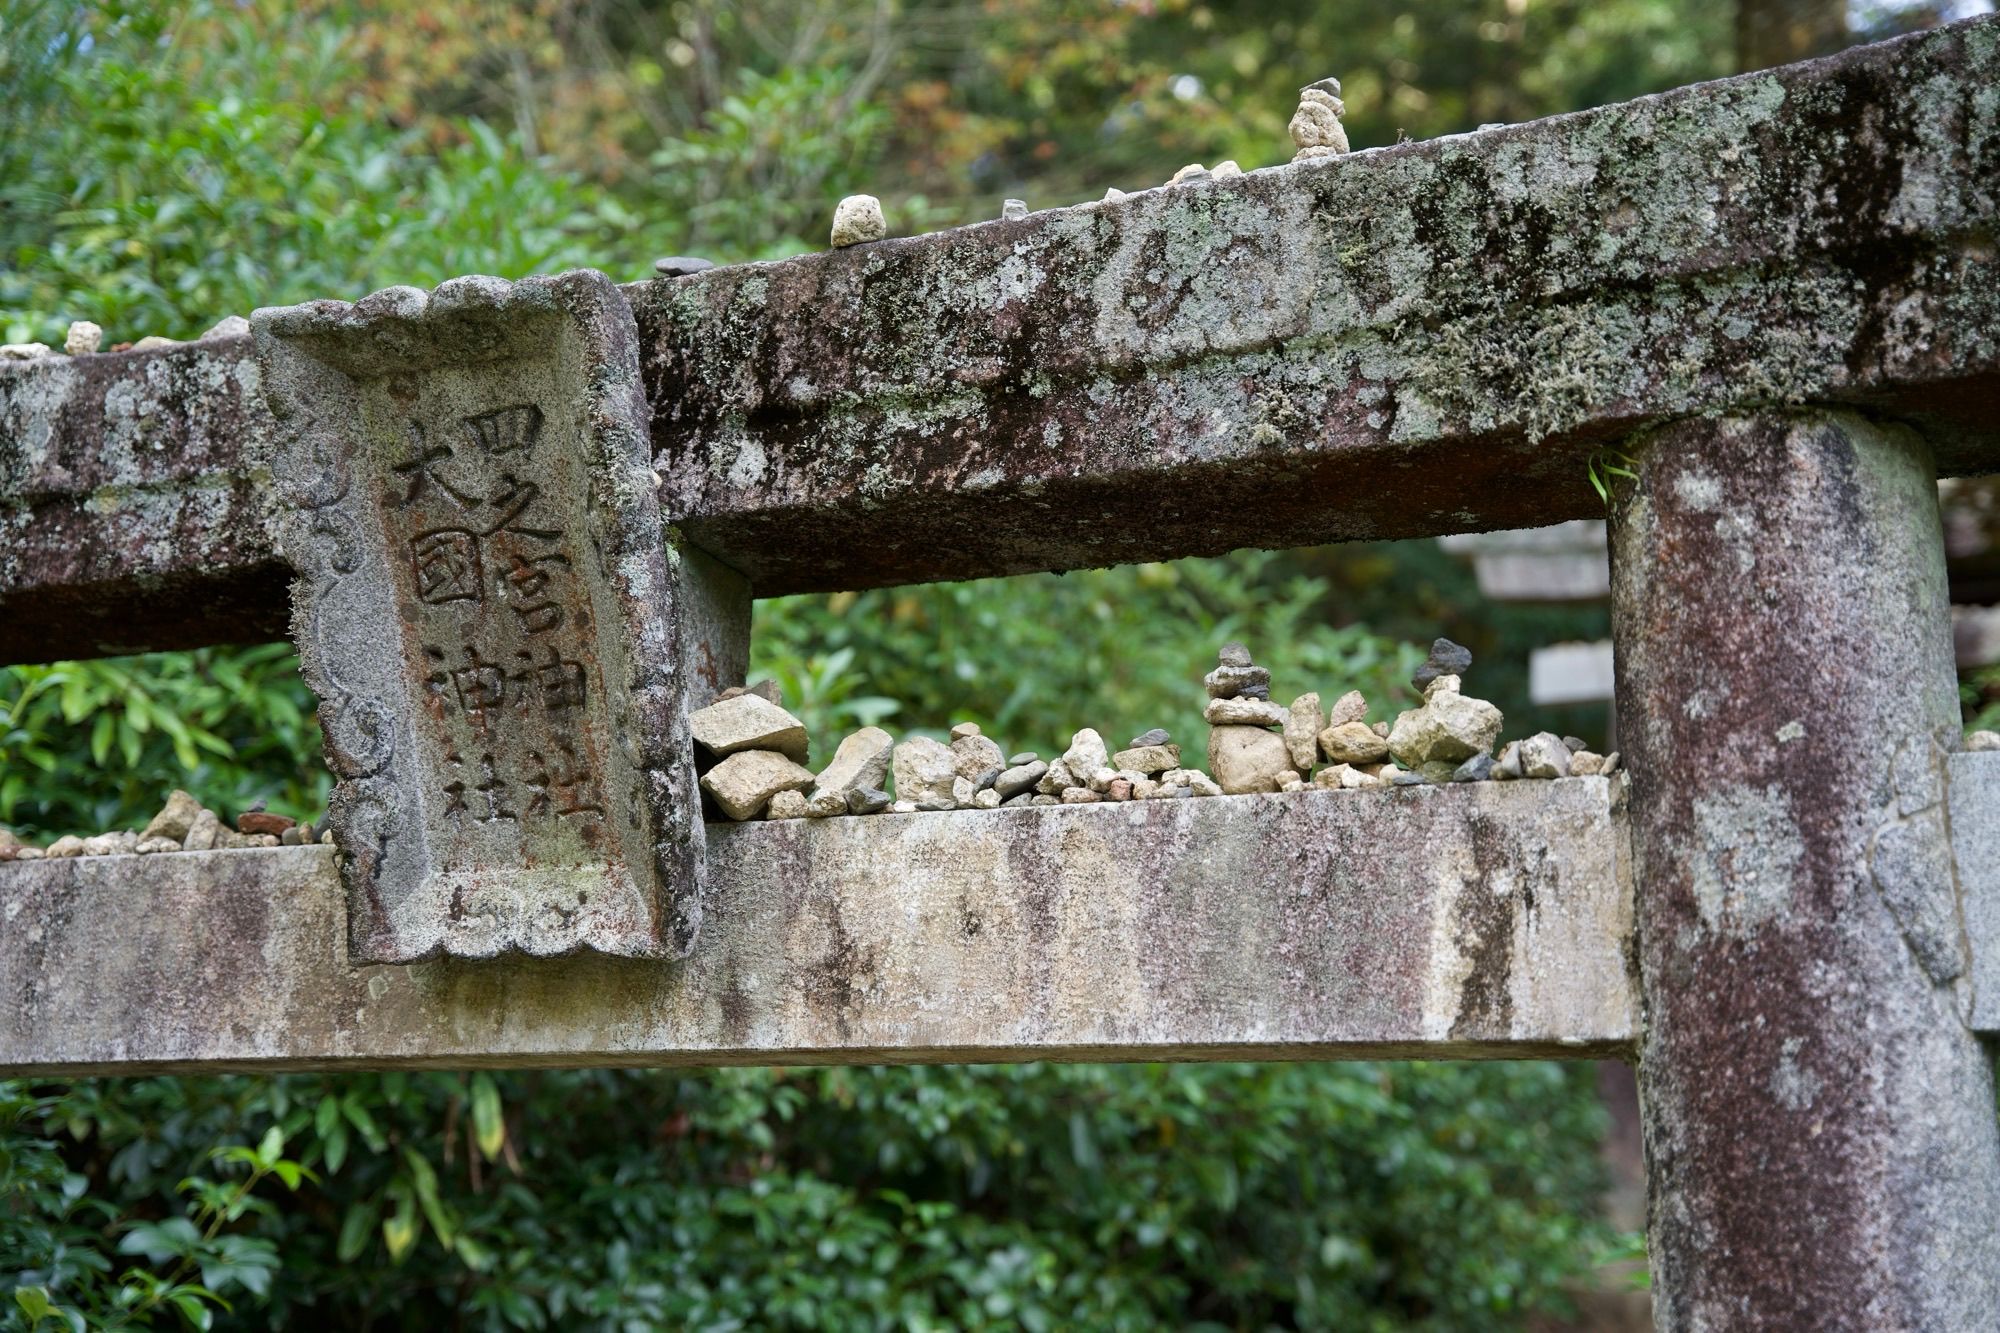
[394,404,608,836]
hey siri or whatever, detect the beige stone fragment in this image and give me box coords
[64,321,102,355]
[1112,744,1180,775]
[804,791,847,818]
[951,731,1006,785]
[973,788,1002,809]
[1204,697,1287,727]
[46,835,85,857]
[813,726,893,803]
[702,750,816,821]
[1285,693,1325,772]
[893,736,958,807]
[1326,690,1367,727]
[1319,721,1389,764]
[182,810,222,851]
[1569,750,1605,776]
[830,194,885,247]
[131,336,180,351]
[689,693,809,763]
[1063,729,1110,780]
[141,788,205,840]
[1207,726,1293,794]
[1060,787,1102,804]
[136,836,181,854]
[767,790,810,820]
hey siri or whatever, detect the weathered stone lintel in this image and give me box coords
[5,18,2000,663]
[0,780,1636,1075]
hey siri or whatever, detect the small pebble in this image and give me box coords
[1562,736,1588,753]
[1965,730,2000,753]
[64,321,103,355]
[1008,752,1038,767]
[0,343,52,360]
[767,790,810,820]
[653,256,715,277]
[950,722,983,740]
[890,800,918,814]
[1569,750,1606,776]
[1169,163,1209,184]
[1129,728,1171,748]
[202,314,251,340]
[1205,697,1287,727]
[131,335,180,351]
[1060,787,1102,805]
[1001,198,1028,221]
[1102,187,1127,202]
[1390,771,1429,786]
[973,788,1002,809]
[830,194,886,248]
[1107,778,1133,801]
[1211,160,1243,178]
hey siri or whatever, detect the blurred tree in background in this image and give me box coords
[0,0,1981,1326]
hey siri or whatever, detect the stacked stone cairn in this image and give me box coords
[0,788,323,862]
[1288,77,1350,162]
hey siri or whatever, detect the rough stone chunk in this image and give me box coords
[973,788,1003,809]
[994,760,1048,799]
[1131,778,1161,800]
[1601,751,1622,775]
[1107,778,1134,801]
[1029,794,1059,806]
[1413,638,1474,689]
[1319,721,1389,765]
[1002,793,1035,808]
[1966,730,2000,752]
[689,694,809,763]
[702,750,816,821]
[45,835,84,857]
[1453,753,1495,783]
[64,321,102,355]
[1112,744,1180,775]
[1326,690,1367,727]
[1063,729,1110,782]
[1284,693,1325,773]
[140,789,204,844]
[1517,732,1572,779]
[1492,741,1523,780]
[951,776,978,807]
[1207,726,1293,794]
[279,826,306,847]
[766,790,810,820]
[1060,787,1102,804]
[1036,758,1077,795]
[1212,160,1243,178]
[137,835,181,853]
[846,786,892,815]
[1087,766,1119,794]
[80,832,140,856]
[131,335,179,351]
[181,811,222,852]
[830,194,885,247]
[949,722,982,740]
[1205,697,1287,727]
[0,343,52,360]
[1129,728,1171,748]
[952,731,1007,787]
[804,791,847,818]
[1001,198,1029,220]
[1569,750,1605,776]
[813,727,894,803]
[1169,163,1209,184]
[1312,764,1348,789]
[892,737,959,807]
[890,800,917,814]
[1563,735,1589,753]
[1385,681,1503,768]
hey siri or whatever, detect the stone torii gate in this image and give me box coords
[5,18,2000,1329]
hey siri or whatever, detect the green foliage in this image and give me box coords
[1,1085,310,1331]
[755,551,1427,756]
[0,646,325,841]
[7,1063,1607,1330]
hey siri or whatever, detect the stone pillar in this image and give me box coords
[1608,410,2000,1330]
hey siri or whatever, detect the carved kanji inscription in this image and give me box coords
[253,272,703,962]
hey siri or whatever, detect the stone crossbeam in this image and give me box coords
[0,780,1637,1075]
[4,18,1999,664]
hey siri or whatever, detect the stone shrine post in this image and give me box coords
[1608,411,2000,1328]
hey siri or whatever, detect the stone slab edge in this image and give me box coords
[1952,751,2000,1033]
[0,779,1635,1075]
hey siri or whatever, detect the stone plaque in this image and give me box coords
[252,272,703,961]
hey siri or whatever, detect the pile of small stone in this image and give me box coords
[0,789,324,862]
[1197,636,1617,794]
[691,681,1223,822]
